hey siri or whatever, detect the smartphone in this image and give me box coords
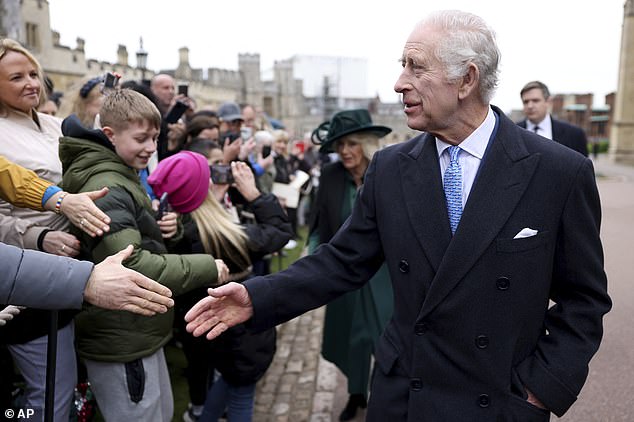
[220,131,241,146]
[101,71,121,94]
[210,164,234,184]
[164,100,189,124]
[262,145,272,158]
[178,84,189,97]
[156,192,169,220]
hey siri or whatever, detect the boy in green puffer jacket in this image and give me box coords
[59,89,229,422]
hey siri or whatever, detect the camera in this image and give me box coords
[210,164,234,184]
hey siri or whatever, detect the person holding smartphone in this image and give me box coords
[148,153,292,422]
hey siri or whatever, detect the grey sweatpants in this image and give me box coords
[84,348,173,422]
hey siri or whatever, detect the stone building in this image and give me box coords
[610,0,634,164]
[2,0,411,142]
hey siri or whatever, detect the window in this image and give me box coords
[25,22,40,51]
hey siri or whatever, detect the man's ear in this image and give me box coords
[458,62,480,100]
[102,126,116,145]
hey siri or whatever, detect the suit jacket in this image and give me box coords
[244,107,611,421]
[0,242,92,309]
[518,115,589,156]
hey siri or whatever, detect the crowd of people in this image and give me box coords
[0,33,365,422]
[1,7,610,422]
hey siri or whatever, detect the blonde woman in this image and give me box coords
[148,153,293,422]
[0,37,92,422]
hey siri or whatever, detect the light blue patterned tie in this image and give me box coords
[444,146,463,235]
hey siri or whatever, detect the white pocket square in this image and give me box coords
[513,228,538,239]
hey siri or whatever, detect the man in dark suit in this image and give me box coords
[184,10,611,422]
[517,80,589,156]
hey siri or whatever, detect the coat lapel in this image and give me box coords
[551,116,564,141]
[398,133,452,273]
[419,110,541,318]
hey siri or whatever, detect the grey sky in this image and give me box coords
[49,0,625,114]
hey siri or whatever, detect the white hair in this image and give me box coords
[254,130,274,145]
[419,10,500,103]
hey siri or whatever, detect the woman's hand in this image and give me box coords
[210,180,230,202]
[222,137,242,164]
[215,259,230,284]
[49,188,111,237]
[231,161,260,202]
[157,212,178,239]
[238,137,256,161]
[167,122,186,151]
[42,230,80,257]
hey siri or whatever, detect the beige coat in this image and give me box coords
[0,109,68,249]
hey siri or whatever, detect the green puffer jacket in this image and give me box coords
[58,118,218,362]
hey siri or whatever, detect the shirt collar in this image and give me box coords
[435,106,495,159]
[526,114,551,132]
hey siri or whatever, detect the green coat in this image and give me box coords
[59,128,218,362]
[308,162,394,397]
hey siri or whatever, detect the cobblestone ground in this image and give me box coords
[251,306,366,422]
[253,306,335,422]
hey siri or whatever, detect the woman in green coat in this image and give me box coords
[308,109,394,421]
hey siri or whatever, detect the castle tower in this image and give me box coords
[175,47,192,81]
[610,0,634,164]
[238,53,262,106]
[116,44,128,66]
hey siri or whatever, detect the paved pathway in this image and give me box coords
[252,154,634,422]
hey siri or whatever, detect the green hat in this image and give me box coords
[311,109,392,153]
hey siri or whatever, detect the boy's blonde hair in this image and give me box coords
[100,88,161,131]
[0,38,46,113]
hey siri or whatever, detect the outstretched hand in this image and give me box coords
[84,245,174,316]
[56,187,111,237]
[184,282,254,340]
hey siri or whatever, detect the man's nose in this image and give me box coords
[394,70,408,93]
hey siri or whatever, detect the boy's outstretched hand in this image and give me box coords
[184,282,254,340]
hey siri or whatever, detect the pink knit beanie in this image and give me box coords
[147,151,210,213]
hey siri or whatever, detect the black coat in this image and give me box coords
[244,107,611,420]
[517,115,589,157]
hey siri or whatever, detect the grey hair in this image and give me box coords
[420,10,500,103]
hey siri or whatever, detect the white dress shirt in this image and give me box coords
[436,107,496,208]
[526,115,553,140]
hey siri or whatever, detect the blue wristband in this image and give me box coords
[42,186,63,207]
[251,162,264,177]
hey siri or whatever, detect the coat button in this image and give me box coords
[475,335,489,349]
[415,322,428,335]
[399,259,409,273]
[410,378,423,391]
[496,277,510,290]
[478,394,490,408]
